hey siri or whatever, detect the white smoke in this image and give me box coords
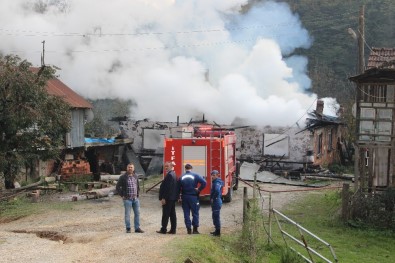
[0,0,320,126]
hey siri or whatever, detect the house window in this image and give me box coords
[362,84,387,102]
[328,129,333,151]
[317,133,323,156]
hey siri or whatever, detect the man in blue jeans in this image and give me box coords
[116,163,144,233]
[178,163,206,234]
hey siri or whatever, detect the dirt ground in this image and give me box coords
[0,182,335,263]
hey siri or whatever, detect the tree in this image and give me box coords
[0,55,71,188]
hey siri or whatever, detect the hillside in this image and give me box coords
[282,0,395,104]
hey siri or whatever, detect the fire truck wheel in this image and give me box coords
[223,187,233,203]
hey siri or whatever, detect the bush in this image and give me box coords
[349,188,395,230]
[328,163,353,174]
[280,249,305,263]
[236,198,268,263]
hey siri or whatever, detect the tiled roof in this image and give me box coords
[31,67,92,109]
[367,47,395,69]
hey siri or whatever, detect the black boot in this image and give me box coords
[156,228,166,234]
[211,229,220,236]
[167,229,176,234]
[187,228,192,234]
[192,226,200,234]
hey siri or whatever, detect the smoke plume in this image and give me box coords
[0,0,320,126]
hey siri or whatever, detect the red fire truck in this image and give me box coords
[163,125,239,202]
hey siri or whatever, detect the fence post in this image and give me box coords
[268,192,272,245]
[243,187,248,223]
[342,183,350,220]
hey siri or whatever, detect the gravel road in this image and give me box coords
[0,182,314,263]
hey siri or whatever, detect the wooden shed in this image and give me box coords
[45,76,93,148]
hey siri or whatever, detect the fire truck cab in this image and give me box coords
[163,125,239,202]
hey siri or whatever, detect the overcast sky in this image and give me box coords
[0,0,337,126]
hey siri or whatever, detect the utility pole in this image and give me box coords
[358,5,365,73]
[41,40,46,66]
[353,5,365,191]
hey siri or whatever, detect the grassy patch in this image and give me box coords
[0,196,75,223]
[168,189,395,263]
[267,189,395,263]
[167,234,240,263]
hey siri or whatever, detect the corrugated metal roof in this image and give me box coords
[31,67,92,109]
[46,77,92,109]
[367,47,395,69]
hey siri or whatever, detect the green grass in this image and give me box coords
[167,234,242,263]
[0,196,75,223]
[267,190,395,263]
[168,189,395,263]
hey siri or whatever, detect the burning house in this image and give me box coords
[118,101,348,177]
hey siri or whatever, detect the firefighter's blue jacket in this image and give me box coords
[210,178,224,208]
[178,171,206,196]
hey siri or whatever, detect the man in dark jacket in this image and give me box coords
[157,161,178,234]
[210,170,224,237]
[116,163,144,233]
[178,163,206,234]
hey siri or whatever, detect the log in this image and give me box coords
[100,174,121,181]
[1,177,45,194]
[44,177,56,183]
[82,186,116,199]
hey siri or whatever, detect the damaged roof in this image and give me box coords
[296,110,344,134]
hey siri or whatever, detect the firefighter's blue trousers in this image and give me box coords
[181,195,200,228]
[211,201,222,230]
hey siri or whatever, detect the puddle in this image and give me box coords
[12,230,69,242]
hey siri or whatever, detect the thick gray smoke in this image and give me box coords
[0,0,324,126]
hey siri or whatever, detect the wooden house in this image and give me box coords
[24,72,93,180]
[349,47,395,191]
[45,76,93,148]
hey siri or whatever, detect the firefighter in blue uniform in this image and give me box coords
[178,163,207,234]
[210,170,224,236]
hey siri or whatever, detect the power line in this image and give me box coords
[263,98,318,143]
[0,10,360,38]
[2,38,265,54]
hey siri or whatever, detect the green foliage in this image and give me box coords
[328,163,354,174]
[236,198,268,262]
[0,55,71,185]
[284,0,395,144]
[349,188,395,230]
